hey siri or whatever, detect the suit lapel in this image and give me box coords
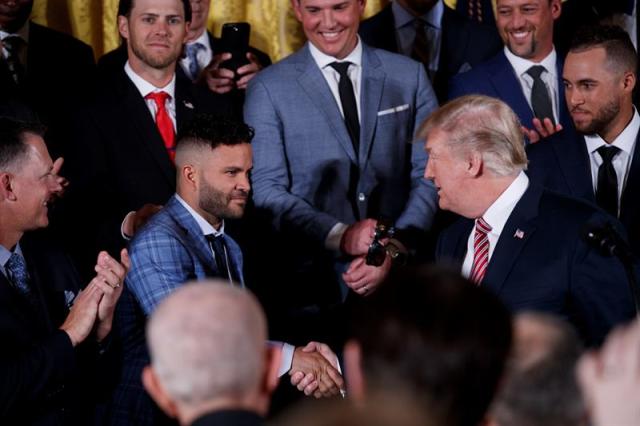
[553,134,595,201]
[620,129,640,224]
[360,46,385,167]
[118,72,176,187]
[482,184,541,293]
[296,46,358,164]
[489,53,535,126]
[175,76,197,132]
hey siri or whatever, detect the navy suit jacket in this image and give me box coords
[448,50,574,133]
[436,183,635,346]
[109,195,244,426]
[359,3,503,102]
[526,131,640,255]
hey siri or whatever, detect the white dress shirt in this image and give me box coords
[124,61,177,130]
[461,172,530,278]
[504,47,560,124]
[584,108,639,216]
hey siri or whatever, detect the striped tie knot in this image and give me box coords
[470,217,492,285]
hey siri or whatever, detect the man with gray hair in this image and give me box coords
[428,94,634,345]
[142,281,280,426]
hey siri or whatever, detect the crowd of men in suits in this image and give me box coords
[2,0,640,424]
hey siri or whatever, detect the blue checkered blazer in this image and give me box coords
[107,194,244,425]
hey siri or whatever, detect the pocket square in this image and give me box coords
[377,104,410,116]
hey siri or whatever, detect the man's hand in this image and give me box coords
[92,249,131,342]
[235,52,263,90]
[522,118,563,143]
[123,204,162,238]
[343,255,391,296]
[59,284,102,347]
[51,157,69,199]
[203,53,235,94]
[340,219,377,256]
[289,343,344,398]
[577,320,640,426]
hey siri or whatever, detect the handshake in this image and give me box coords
[289,342,344,398]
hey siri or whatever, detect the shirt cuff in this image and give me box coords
[325,222,349,252]
[278,342,295,377]
[121,211,135,240]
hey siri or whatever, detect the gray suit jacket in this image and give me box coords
[245,42,438,246]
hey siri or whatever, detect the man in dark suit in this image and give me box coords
[245,0,439,346]
[0,0,96,155]
[0,117,129,425]
[64,0,234,270]
[527,25,640,255]
[359,0,503,102]
[425,95,635,346]
[448,0,574,139]
[143,283,279,426]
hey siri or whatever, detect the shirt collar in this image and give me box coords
[308,36,363,70]
[0,242,23,273]
[0,20,30,43]
[584,108,640,156]
[392,0,444,30]
[175,194,225,237]
[124,61,176,99]
[480,171,529,237]
[504,46,557,79]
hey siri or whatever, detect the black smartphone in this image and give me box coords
[219,22,251,74]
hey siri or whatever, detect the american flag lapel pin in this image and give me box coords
[183,101,194,109]
[514,229,525,239]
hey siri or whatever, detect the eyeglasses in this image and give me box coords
[365,219,395,266]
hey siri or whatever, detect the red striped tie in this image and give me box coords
[145,91,176,163]
[470,217,492,285]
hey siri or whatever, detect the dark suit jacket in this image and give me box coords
[359,3,502,102]
[61,67,234,275]
[191,410,263,426]
[436,183,635,346]
[0,22,96,157]
[448,50,574,133]
[526,131,640,255]
[0,231,106,425]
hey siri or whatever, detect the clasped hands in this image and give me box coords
[289,342,344,398]
[201,51,263,93]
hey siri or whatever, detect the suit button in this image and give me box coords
[358,193,366,202]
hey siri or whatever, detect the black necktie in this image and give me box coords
[2,35,26,86]
[596,145,621,217]
[329,61,360,152]
[411,19,430,71]
[526,65,555,126]
[206,234,239,285]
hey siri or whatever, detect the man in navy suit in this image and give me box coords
[426,95,635,346]
[244,0,439,345]
[448,0,573,139]
[527,25,640,255]
[111,115,343,425]
[0,117,129,425]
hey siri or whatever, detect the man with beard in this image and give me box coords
[109,114,344,425]
[448,0,574,140]
[527,25,640,255]
[62,0,234,275]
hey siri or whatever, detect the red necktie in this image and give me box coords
[145,91,176,163]
[470,217,492,285]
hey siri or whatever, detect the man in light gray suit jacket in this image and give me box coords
[244,0,438,346]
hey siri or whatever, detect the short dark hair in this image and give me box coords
[117,0,192,22]
[570,24,637,74]
[0,117,45,171]
[350,266,512,426]
[176,113,254,153]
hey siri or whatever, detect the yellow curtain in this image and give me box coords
[30,0,387,61]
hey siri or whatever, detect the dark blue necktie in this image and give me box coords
[5,252,37,308]
[206,234,240,285]
[185,42,205,81]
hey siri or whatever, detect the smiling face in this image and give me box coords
[563,47,632,142]
[424,129,476,218]
[197,143,252,227]
[9,133,61,231]
[118,0,188,74]
[0,0,32,32]
[293,0,365,59]
[495,0,560,62]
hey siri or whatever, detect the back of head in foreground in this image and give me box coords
[143,281,280,426]
[345,265,513,426]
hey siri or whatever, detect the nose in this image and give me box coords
[321,9,336,28]
[566,86,583,108]
[509,10,526,29]
[237,173,251,193]
[153,19,170,35]
[424,158,434,180]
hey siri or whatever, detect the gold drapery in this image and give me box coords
[30,0,387,61]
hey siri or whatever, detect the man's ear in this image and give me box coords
[118,15,130,41]
[142,366,179,419]
[291,0,304,23]
[622,70,636,94]
[181,164,197,187]
[0,173,16,201]
[467,150,483,177]
[344,339,366,403]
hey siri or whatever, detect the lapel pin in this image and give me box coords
[514,229,525,239]
[183,101,194,109]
